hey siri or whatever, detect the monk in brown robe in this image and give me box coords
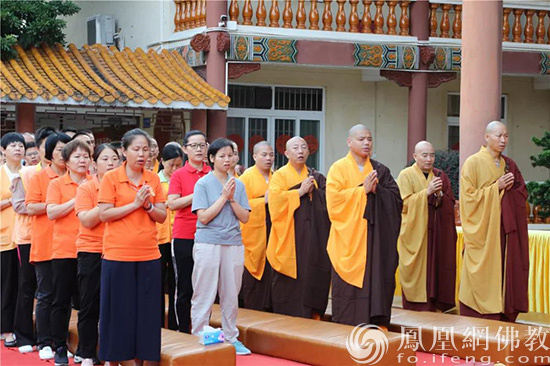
[239,141,274,311]
[397,141,457,312]
[267,137,331,319]
[326,125,402,327]
[459,121,529,322]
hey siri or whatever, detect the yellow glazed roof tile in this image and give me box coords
[1,43,229,109]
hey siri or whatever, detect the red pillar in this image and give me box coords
[206,0,228,142]
[16,103,36,133]
[191,110,207,133]
[406,0,429,161]
[460,0,503,165]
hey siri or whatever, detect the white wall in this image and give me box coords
[233,64,550,181]
[63,0,167,50]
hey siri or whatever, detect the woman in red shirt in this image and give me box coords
[167,130,210,334]
[75,144,120,366]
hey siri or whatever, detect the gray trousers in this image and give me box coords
[190,243,244,343]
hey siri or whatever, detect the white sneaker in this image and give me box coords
[67,350,74,358]
[81,358,94,366]
[18,345,34,353]
[39,346,55,360]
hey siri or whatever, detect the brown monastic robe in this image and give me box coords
[268,166,331,318]
[460,154,529,322]
[329,158,402,327]
[398,166,457,312]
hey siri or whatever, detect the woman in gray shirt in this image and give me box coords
[191,138,251,355]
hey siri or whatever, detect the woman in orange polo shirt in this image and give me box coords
[98,129,166,365]
[25,132,71,361]
[75,144,120,366]
[46,139,92,366]
[156,143,183,330]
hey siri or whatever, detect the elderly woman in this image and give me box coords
[190,138,251,355]
[98,129,166,366]
[0,132,25,347]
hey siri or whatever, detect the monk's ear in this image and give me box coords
[284,150,290,159]
[346,137,352,148]
[484,133,490,143]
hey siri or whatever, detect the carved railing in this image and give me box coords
[429,2,550,44]
[174,0,207,31]
[228,0,412,35]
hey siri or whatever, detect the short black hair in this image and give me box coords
[61,139,92,162]
[207,138,233,169]
[45,132,71,161]
[61,127,78,134]
[110,141,122,149]
[25,141,37,149]
[162,143,184,161]
[35,126,57,149]
[1,132,25,150]
[72,130,92,140]
[183,130,206,146]
[121,128,151,150]
[93,143,119,162]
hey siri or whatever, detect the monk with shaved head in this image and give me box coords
[266,136,331,319]
[326,125,402,327]
[238,141,274,311]
[396,141,457,313]
[459,121,529,322]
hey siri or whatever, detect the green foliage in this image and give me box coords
[1,0,80,60]
[527,131,550,218]
[407,150,460,198]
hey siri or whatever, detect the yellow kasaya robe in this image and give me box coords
[326,152,373,288]
[267,162,315,279]
[396,164,432,303]
[459,146,505,314]
[239,165,271,280]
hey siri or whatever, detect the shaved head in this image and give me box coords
[286,136,306,150]
[413,141,436,173]
[285,136,309,169]
[414,141,434,154]
[253,140,272,154]
[485,121,506,134]
[484,121,508,154]
[349,124,371,138]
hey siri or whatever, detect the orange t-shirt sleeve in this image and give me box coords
[75,183,94,216]
[25,173,43,204]
[98,172,116,205]
[46,179,62,205]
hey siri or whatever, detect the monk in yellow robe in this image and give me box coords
[327,125,402,327]
[459,121,529,322]
[239,141,274,311]
[397,141,457,312]
[267,137,331,319]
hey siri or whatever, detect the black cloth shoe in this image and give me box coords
[54,346,69,366]
[4,339,17,348]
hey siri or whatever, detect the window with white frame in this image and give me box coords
[447,93,507,150]
[227,84,325,171]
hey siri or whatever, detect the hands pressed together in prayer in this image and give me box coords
[134,184,153,209]
[498,172,514,191]
[427,177,443,196]
[363,171,378,194]
[298,176,316,197]
[223,177,237,201]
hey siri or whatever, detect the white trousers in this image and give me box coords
[190,243,244,343]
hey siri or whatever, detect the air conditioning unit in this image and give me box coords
[87,15,115,46]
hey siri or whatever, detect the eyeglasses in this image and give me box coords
[186,143,207,150]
